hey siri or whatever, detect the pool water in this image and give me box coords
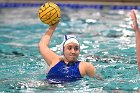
[0,5,140,93]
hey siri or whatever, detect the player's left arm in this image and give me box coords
[85,62,104,80]
[85,62,96,77]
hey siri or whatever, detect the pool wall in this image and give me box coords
[0,0,140,10]
[0,0,140,3]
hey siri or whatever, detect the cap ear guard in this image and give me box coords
[64,35,77,40]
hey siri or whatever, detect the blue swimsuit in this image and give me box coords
[46,60,83,84]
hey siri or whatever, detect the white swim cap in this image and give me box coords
[63,35,79,46]
[60,35,80,53]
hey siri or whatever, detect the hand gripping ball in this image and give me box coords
[38,2,61,26]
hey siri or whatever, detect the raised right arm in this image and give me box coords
[38,25,62,66]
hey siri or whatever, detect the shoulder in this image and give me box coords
[79,61,96,77]
[79,61,94,68]
[49,56,64,68]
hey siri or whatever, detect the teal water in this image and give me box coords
[0,7,140,93]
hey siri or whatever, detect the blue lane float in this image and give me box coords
[57,3,103,9]
[110,5,139,10]
[0,3,42,8]
[0,2,139,10]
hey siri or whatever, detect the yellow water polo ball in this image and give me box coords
[38,2,61,26]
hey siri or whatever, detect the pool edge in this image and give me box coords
[0,1,140,10]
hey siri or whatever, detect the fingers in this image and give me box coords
[131,24,133,29]
[131,10,137,23]
[130,10,139,32]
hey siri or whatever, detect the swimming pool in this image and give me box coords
[0,2,140,93]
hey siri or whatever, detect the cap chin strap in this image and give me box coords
[67,62,75,66]
[63,53,76,66]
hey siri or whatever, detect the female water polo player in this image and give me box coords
[38,25,97,84]
[38,10,140,84]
